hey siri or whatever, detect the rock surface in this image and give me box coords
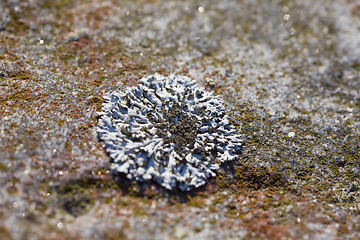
[0,0,359,239]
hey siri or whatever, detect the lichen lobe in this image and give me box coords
[97,74,242,191]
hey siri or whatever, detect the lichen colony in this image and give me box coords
[97,74,242,191]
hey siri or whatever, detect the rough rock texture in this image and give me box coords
[1,0,360,239]
[97,74,242,191]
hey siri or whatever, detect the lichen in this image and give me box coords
[97,74,243,191]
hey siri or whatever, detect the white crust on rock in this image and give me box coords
[97,74,242,191]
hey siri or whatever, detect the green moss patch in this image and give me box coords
[51,178,118,217]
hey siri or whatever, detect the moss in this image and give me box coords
[52,178,119,217]
[146,188,157,199]
[0,79,49,111]
[42,0,74,10]
[208,204,218,213]
[86,96,103,111]
[208,218,217,224]
[186,195,205,208]
[116,199,129,208]
[77,122,93,132]
[103,229,127,240]
[133,208,148,217]
[333,181,360,208]
[7,8,30,34]
[93,77,104,87]
[227,95,360,207]
[7,182,17,194]
[212,196,224,205]
[0,226,11,239]
[55,183,94,217]
[215,162,288,193]
[224,201,240,219]
[216,171,230,189]
[0,163,7,171]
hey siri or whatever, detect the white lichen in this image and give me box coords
[97,74,242,191]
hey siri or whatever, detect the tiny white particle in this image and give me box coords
[288,132,295,137]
